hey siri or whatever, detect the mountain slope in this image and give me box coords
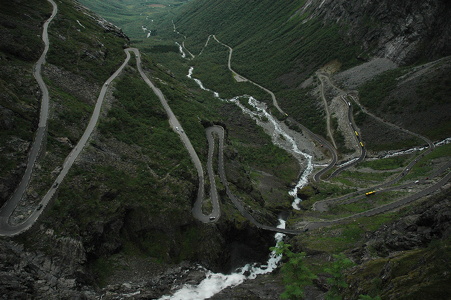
[174,0,451,87]
[171,0,451,146]
[1,0,300,297]
[1,0,450,299]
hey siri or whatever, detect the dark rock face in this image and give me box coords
[351,190,451,263]
[343,190,451,299]
[0,234,95,299]
[299,0,451,64]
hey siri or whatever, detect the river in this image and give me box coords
[157,67,314,299]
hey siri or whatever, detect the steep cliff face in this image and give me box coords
[298,0,451,64]
[175,0,450,90]
[344,189,451,299]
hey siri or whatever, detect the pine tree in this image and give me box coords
[324,253,355,300]
[271,242,317,299]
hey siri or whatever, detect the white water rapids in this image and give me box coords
[157,67,314,299]
[187,67,313,209]
[159,220,286,300]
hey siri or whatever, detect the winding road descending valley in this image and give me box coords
[0,0,58,236]
[2,5,448,239]
[130,48,219,223]
[0,35,221,235]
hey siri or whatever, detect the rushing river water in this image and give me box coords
[157,67,314,299]
[187,67,313,209]
[159,219,286,300]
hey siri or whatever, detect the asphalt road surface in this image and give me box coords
[2,8,447,237]
[0,0,58,236]
[130,48,219,223]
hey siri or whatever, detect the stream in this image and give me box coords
[159,219,286,300]
[157,67,314,299]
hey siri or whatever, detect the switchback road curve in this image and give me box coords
[0,0,58,236]
[0,42,221,235]
[129,48,219,223]
[210,36,338,183]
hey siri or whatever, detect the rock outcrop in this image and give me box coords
[298,0,451,64]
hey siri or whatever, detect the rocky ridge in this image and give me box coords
[297,0,451,64]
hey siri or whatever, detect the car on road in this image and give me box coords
[209,216,215,220]
[36,204,43,210]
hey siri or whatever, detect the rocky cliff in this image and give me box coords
[344,189,451,299]
[298,0,451,64]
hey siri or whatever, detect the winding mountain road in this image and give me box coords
[210,35,338,183]
[0,35,222,235]
[306,163,451,230]
[0,0,58,236]
[3,13,447,237]
[327,95,366,178]
[184,34,449,233]
[130,47,219,223]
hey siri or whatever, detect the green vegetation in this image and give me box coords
[231,139,298,182]
[359,295,381,300]
[4,0,450,297]
[358,62,451,140]
[305,181,356,203]
[400,143,451,182]
[343,238,451,299]
[47,0,127,83]
[271,242,317,299]
[99,72,190,169]
[359,68,408,111]
[358,155,411,170]
[281,88,327,136]
[175,0,361,91]
[334,169,398,185]
[324,254,355,300]
[78,0,187,43]
[0,0,54,182]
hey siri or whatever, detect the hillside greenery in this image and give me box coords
[0,0,53,190]
[3,0,450,297]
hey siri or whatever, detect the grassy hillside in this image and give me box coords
[2,0,301,288]
[0,0,53,199]
[173,0,361,90]
[358,59,451,140]
[78,0,188,43]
